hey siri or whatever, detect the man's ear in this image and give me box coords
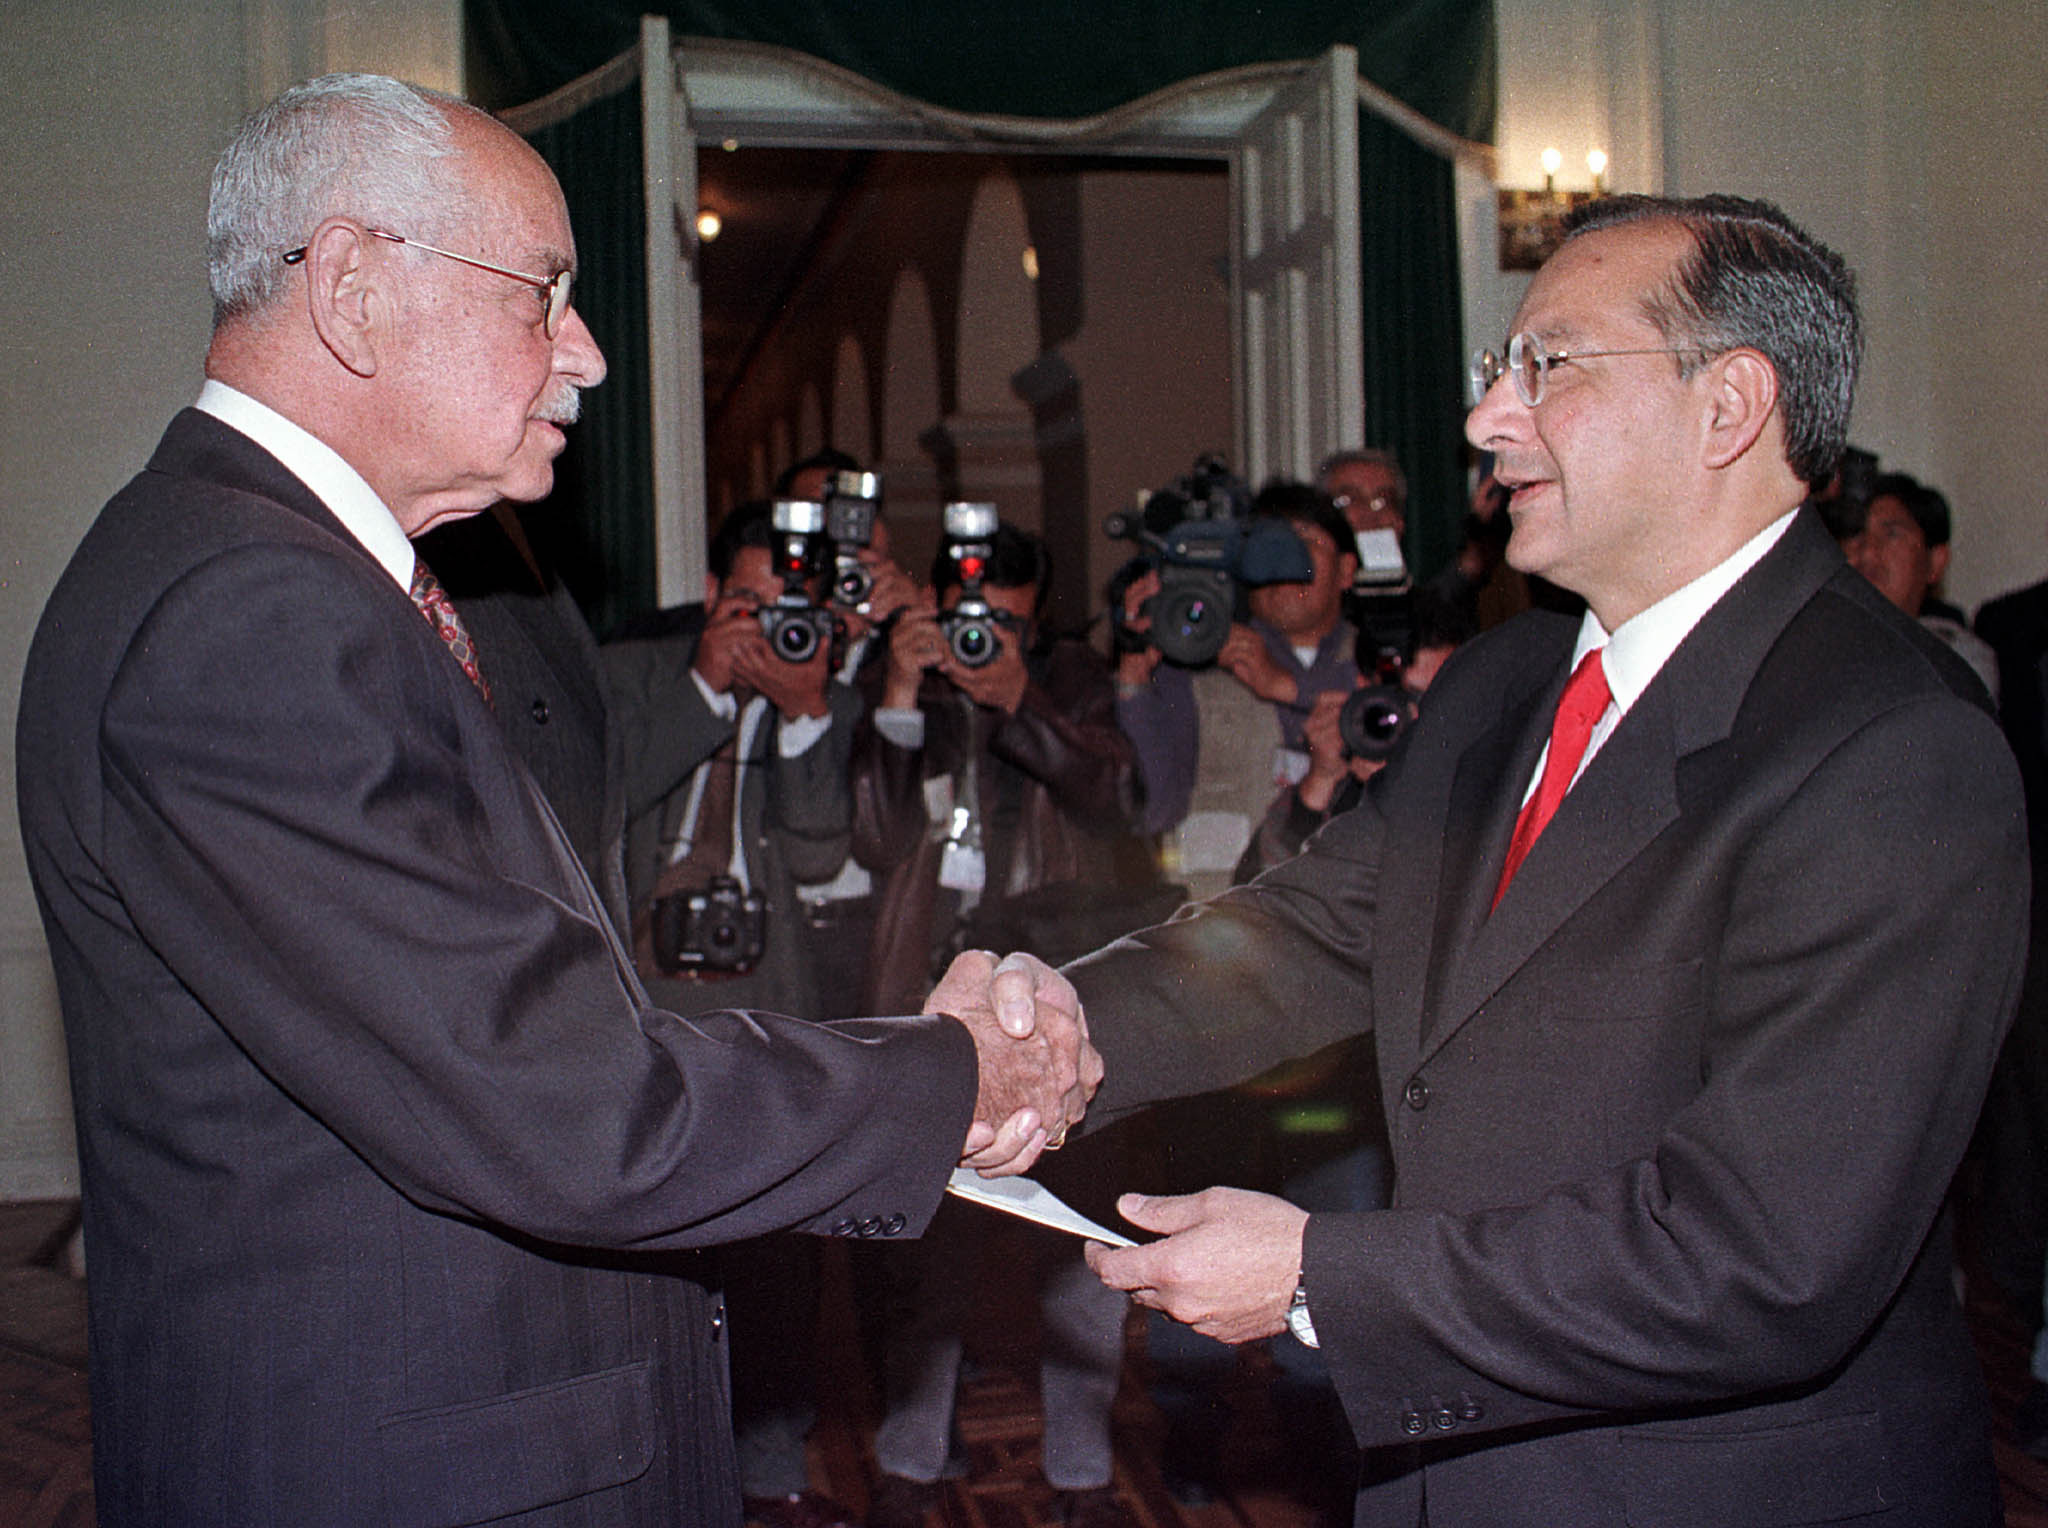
[1699,349,1778,471]
[1928,542,1952,589]
[299,221,387,379]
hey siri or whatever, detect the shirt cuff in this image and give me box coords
[778,709,831,757]
[875,708,926,750]
[689,667,738,720]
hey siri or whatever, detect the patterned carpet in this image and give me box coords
[7,1195,2048,1528]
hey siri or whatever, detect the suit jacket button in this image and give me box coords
[1401,1410,1426,1436]
[710,1302,725,1334]
[1404,1077,1430,1111]
[1431,1408,1456,1430]
[832,1219,857,1237]
[1457,1394,1484,1422]
[882,1214,906,1235]
[530,697,551,724]
[859,1217,884,1237]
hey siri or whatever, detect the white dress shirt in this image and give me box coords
[1524,509,1797,802]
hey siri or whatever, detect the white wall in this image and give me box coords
[1476,0,2048,611]
[0,0,460,1197]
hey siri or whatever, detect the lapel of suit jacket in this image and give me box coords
[1415,509,1847,1068]
[159,408,649,1004]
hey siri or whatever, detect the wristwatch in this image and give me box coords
[1286,1272,1320,1348]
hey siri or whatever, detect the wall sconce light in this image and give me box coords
[695,209,723,243]
[1496,145,1609,271]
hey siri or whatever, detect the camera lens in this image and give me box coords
[765,609,821,664]
[950,619,995,667]
[1150,586,1229,667]
[834,563,873,607]
[1338,684,1419,761]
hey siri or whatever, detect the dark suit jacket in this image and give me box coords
[1070,511,2028,1526]
[423,504,629,933]
[15,410,977,1527]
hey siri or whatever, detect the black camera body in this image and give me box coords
[652,874,768,974]
[758,498,836,664]
[937,501,1003,668]
[1107,455,1313,667]
[1338,587,1419,762]
[823,470,883,611]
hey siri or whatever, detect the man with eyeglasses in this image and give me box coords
[956,194,2027,1526]
[15,72,1096,1528]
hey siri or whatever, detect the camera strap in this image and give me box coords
[667,693,771,895]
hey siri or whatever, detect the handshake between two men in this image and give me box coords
[928,949,1310,1350]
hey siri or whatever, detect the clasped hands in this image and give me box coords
[924,951,1307,1345]
[926,949,1101,1176]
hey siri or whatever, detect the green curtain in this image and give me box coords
[1359,108,1468,585]
[523,86,653,637]
[469,2,1494,142]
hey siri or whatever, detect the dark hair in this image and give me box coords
[707,499,777,581]
[1410,586,1477,653]
[931,521,1051,614]
[1564,194,1861,489]
[773,448,861,496]
[1249,479,1355,563]
[1867,471,1951,549]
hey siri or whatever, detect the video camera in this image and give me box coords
[1106,454,1314,667]
[936,501,1004,668]
[651,873,767,974]
[822,470,883,611]
[757,498,836,665]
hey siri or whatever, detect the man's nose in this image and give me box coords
[1464,370,1524,451]
[554,304,608,387]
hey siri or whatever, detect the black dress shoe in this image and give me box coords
[866,1474,939,1528]
[1058,1486,1137,1528]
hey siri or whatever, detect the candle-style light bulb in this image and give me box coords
[1587,148,1609,193]
[1540,146,1563,192]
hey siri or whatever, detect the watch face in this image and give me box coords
[1288,1283,1320,1348]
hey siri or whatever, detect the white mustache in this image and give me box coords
[537,387,582,426]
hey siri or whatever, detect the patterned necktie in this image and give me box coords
[1492,648,1610,909]
[409,561,492,706]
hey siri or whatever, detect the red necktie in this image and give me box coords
[1493,648,1609,908]
[409,561,492,706]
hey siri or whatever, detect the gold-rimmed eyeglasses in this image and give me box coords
[1469,331,1697,408]
[282,229,573,339]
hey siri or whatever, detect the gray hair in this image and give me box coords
[207,73,471,327]
[1317,447,1407,505]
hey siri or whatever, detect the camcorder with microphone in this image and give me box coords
[757,498,837,665]
[936,501,1005,668]
[652,873,768,974]
[1106,454,1315,667]
[822,470,883,612]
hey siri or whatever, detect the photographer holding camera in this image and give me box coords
[602,498,860,1015]
[850,514,1150,1528]
[1115,477,1363,901]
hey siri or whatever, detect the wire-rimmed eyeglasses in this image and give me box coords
[1469,331,1696,408]
[282,229,573,339]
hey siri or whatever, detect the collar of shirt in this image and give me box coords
[194,379,415,592]
[1528,509,1797,800]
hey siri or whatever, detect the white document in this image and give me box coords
[946,1167,1136,1247]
